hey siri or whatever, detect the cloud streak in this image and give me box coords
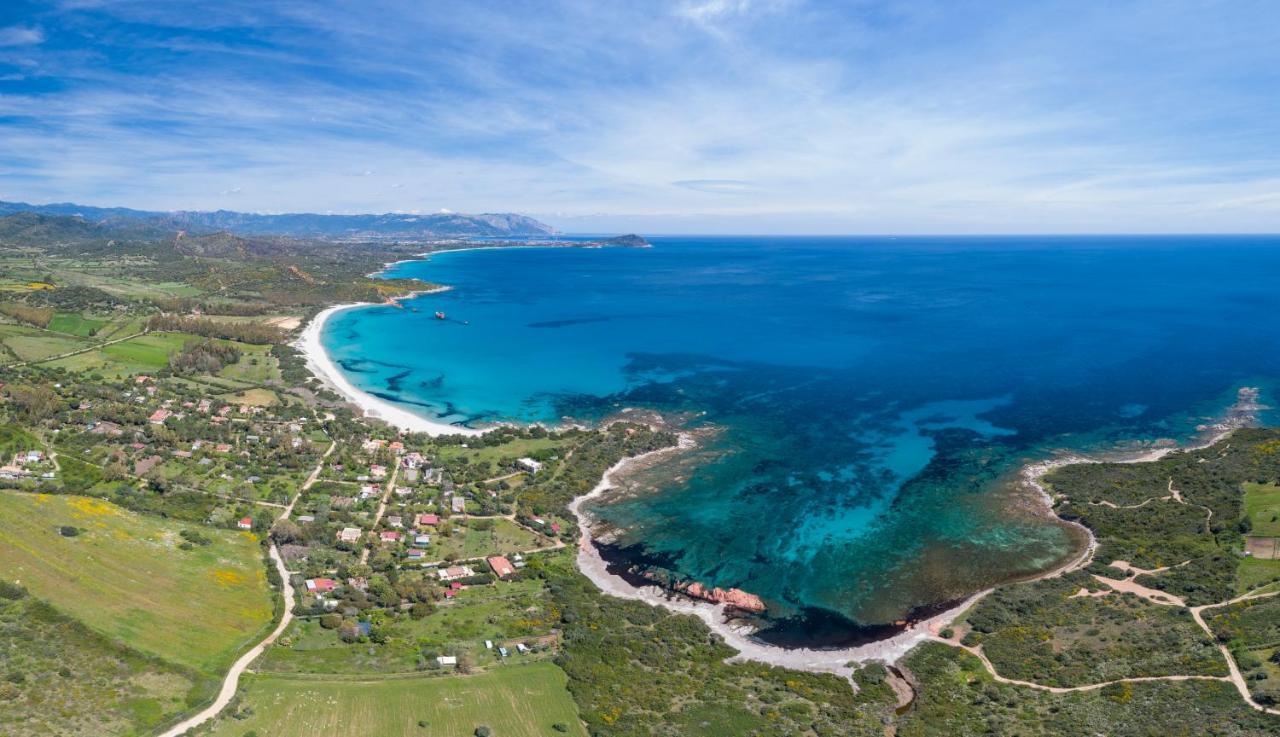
[0,0,1277,233]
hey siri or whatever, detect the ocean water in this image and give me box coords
[323,236,1280,641]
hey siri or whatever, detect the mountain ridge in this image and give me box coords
[0,200,558,239]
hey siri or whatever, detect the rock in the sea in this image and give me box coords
[683,581,766,612]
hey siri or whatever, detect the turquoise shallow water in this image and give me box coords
[323,236,1280,640]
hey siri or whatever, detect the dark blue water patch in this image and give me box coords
[324,235,1280,632]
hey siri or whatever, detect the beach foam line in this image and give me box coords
[298,301,482,437]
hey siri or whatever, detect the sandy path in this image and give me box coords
[1190,589,1280,716]
[157,440,333,736]
[156,538,295,736]
[360,461,400,564]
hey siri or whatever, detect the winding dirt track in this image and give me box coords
[157,440,335,737]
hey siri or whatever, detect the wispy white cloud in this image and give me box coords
[0,0,1278,232]
[0,25,45,47]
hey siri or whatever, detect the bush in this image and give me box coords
[319,613,342,629]
[475,727,491,737]
[58,526,79,537]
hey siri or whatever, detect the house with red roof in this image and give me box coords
[305,578,336,594]
[487,556,515,579]
[416,513,439,527]
[236,517,253,530]
[379,530,401,543]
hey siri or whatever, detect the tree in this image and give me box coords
[474,727,491,737]
[270,518,302,544]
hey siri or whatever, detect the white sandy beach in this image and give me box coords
[297,300,482,437]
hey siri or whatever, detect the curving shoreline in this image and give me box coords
[565,388,1266,678]
[297,298,483,437]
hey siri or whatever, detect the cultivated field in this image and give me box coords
[0,491,274,673]
[207,662,587,737]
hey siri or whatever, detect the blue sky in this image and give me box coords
[0,0,1277,233]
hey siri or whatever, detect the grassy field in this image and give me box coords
[0,491,274,673]
[207,663,587,737]
[226,386,279,406]
[1237,555,1280,593]
[1244,482,1280,536]
[1,330,91,362]
[47,312,109,337]
[0,593,198,737]
[438,437,561,465]
[259,578,557,675]
[47,331,193,376]
[425,518,546,561]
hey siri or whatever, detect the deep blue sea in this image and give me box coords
[323,236,1280,641]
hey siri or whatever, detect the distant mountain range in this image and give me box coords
[0,200,558,239]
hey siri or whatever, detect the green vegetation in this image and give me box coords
[540,556,890,737]
[260,577,560,675]
[896,641,1278,736]
[964,572,1225,686]
[1243,482,1280,536]
[0,491,274,673]
[0,586,199,737]
[48,311,109,337]
[1050,429,1280,605]
[205,663,588,737]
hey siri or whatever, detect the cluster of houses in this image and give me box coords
[0,449,55,481]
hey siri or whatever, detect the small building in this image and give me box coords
[386,515,403,528]
[296,515,315,523]
[406,548,425,560]
[148,409,170,425]
[236,517,253,530]
[436,655,457,667]
[337,527,362,544]
[414,533,431,545]
[450,496,466,514]
[436,565,475,582]
[416,513,439,527]
[379,530,401,543]
[369,464,387,480]
[517,457,543,474]
[487,555,515,579]
[305,578,336,594]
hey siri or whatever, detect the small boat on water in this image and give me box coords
[434,311,446,320]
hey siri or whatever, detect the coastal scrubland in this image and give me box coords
[0,584,199,737]
[3,212,1280,736]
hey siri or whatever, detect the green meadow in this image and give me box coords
[47,312,109,337]
[0,491,274,674]
[207,663,587,737]
[1244,482,1280,536]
